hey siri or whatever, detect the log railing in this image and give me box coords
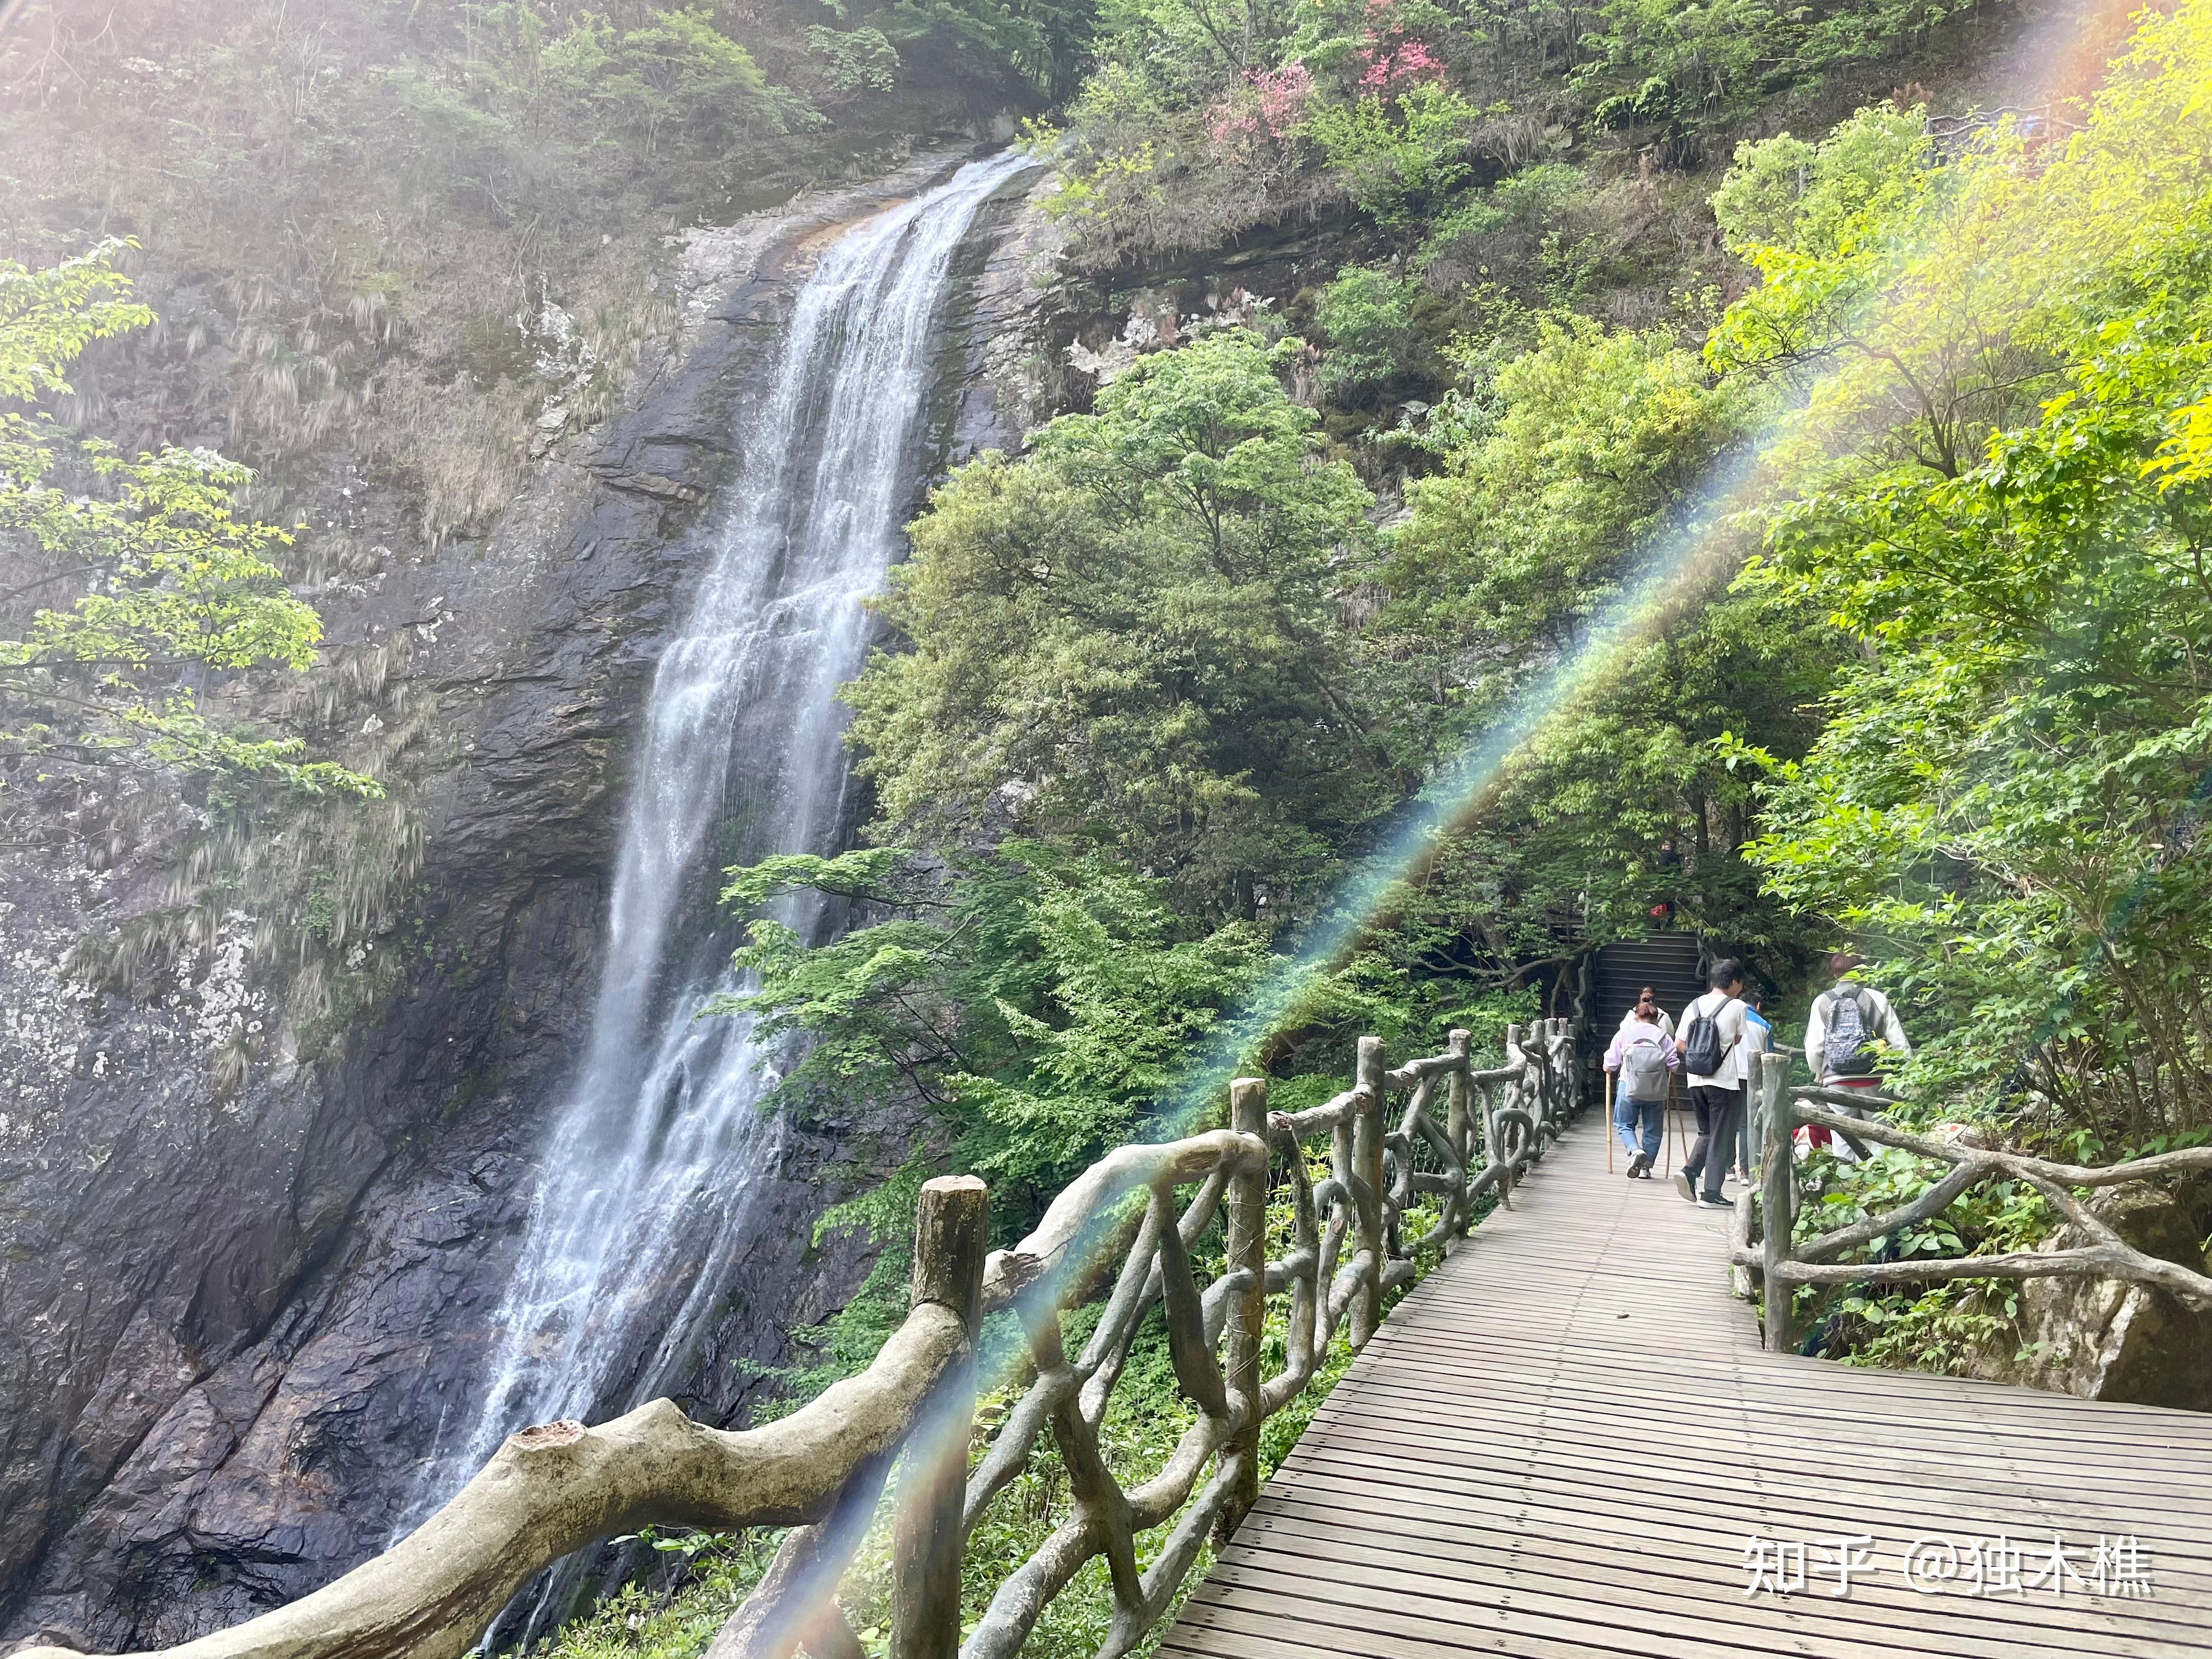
[20,1018,1585,1659]
[1733,1051,2212,1353]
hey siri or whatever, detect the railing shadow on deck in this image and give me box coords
[1729,1051,2212,1355]
[18,1017,1593,1659]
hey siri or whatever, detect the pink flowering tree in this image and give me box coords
[1354,0,1446,93]
[1207,60,1314,149]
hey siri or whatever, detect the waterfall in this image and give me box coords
[403,151,1029,1539]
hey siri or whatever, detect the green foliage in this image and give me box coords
[847,329,1384,918]
[1299,232,1846,983]
[0,246,374,795]
[548,8,803,151]
[1313,265,1423,394]
[1708,106,1933,264]
[1388,315,1740,674]
[528,1533,782,1659]
[1787,1146,2052,1373]
[721,845,1271,1205]
[1303,83,1483,223]
[806,25,902,93]
[1577,0,2008,148]
[1730,7,2212,1144]
[1042,0,2013,270]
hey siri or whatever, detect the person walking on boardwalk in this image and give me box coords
[1731,987,1773,1183]
[1605,988,1678,1178]
[1617,988,1675,1038]
[1803,952,1911,1159]
[1675,958,1748,1209]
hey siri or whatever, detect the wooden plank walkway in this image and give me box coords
[1161,1121,2212,1658]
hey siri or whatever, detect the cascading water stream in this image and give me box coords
[400,151,1029,1547]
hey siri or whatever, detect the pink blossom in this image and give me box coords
[1209,61,1312,148]
[1250,61,1313,137]
[1357,39,1444,91]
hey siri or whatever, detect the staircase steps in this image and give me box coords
[1592,934,1705,1034]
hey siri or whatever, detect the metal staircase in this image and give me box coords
[1591,932,1705,1031]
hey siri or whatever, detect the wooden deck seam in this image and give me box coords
[1163,1120,2212,1658]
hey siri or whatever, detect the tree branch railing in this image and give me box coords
[19,1019,1586,1659]
[1731,1052,2212,1354]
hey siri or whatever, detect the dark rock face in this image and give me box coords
[0,148,1053,1650]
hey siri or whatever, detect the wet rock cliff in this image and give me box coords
[0,148,1064,1652]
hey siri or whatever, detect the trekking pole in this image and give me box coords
[1605,1067,1614,1173]
[1664,1075,1684,1176]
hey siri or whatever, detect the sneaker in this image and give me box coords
[1627,1150,1650,1178]
[1673,1172,1695,1203]
[1697,1193,1735,1210]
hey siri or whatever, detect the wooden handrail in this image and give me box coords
[1734,1053,2212,1353]
[19,1018,1589,1659]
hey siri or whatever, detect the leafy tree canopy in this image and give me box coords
[845,328,1385,922]
[0,245,374,796]
[1728,2,2212,1149]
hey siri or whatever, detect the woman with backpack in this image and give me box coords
[1604,988,1679,1178]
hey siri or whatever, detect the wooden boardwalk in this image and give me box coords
[1162,1122,2212,1658]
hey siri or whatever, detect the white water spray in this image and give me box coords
[405,151,1029,1525]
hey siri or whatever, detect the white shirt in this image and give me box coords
[1682,989,1747,1090]
[1734,1008,1773,1087]
[1805,983,1910,1081]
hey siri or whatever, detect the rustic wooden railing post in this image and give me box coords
[1350,1034,1386,1347]
[1219,1077,1269,1540]
[1445,1028,1473,1234]
[1755,1053,1797,1355]
[891,1175,989,1659]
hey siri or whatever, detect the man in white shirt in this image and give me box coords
[1675,958,1748,1210]
[1803,952,1911,1159]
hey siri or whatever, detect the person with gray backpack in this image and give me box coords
[1803,953,1911,1156]
[1604,988,1679,1178]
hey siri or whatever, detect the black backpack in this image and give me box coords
[1679,996,1726,1076]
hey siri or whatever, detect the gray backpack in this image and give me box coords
[1822,984,1881,1076]
[1619,1031,1671,1101]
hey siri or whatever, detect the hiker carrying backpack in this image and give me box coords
[1808,956,1910,1084]
[1618,1029,1673,1102]
[1821,984,1881,1078]
[1679,996,1730,1078]
[1677,959,1750,1208]
[1605,991,1679,1178]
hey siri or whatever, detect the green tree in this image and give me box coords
[0,245,373,795]
[716,844,1270,1204]
[1313,264,1424,396]
[847,328,1384,920]
[1729,3,2212,1147]
[1302,83,1482,224]
[1377,312,1749,762]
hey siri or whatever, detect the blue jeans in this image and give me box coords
[1614,1093,1663,1163]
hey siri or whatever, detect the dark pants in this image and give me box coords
[1685,1084,1742,1199]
